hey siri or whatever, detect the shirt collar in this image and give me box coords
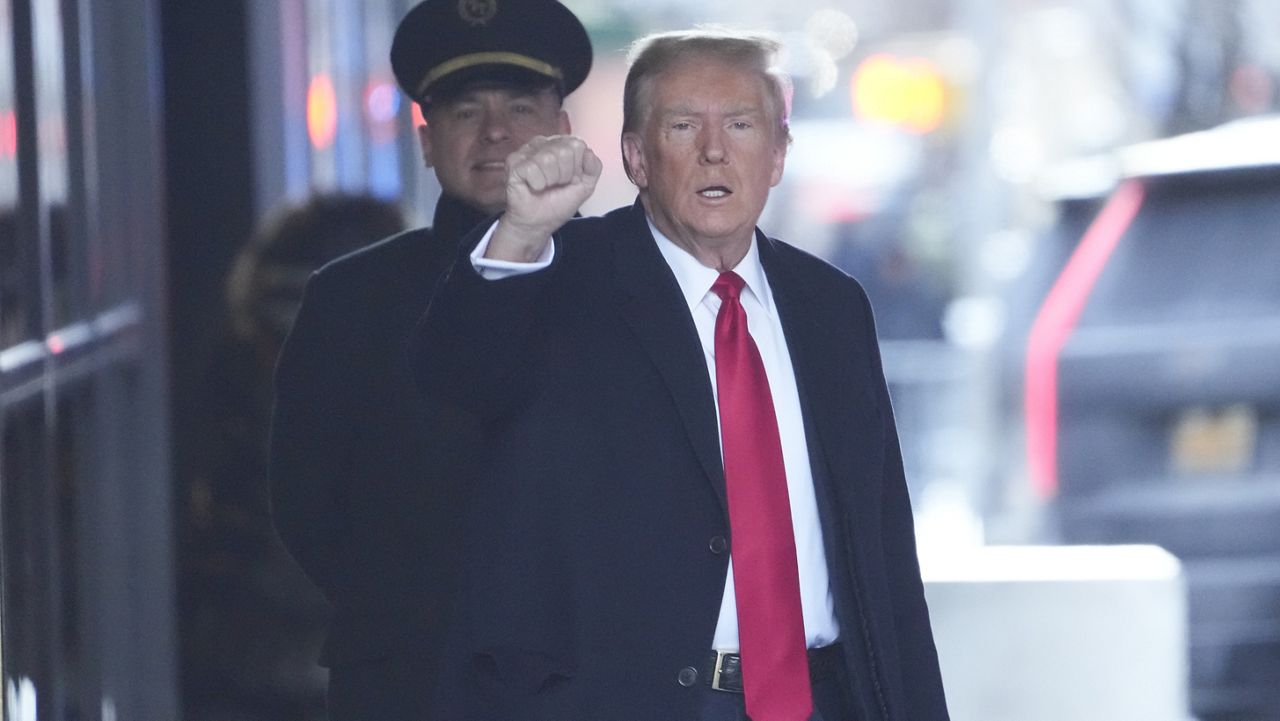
[647,218,775,319]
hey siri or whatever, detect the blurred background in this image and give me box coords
[2,0,1279,719]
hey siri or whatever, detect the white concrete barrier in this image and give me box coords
[920,545,1192,721]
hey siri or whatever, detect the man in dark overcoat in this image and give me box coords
[268,1,592,717]
[414,28,950,721]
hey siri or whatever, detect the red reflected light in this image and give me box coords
[0,110,16,158]
[365,81,399,124]
[47,334,65,354]
[307,74,338,150]
[1025,180,1145,499]
[364,80,400,144]
[799,180,874,224]
[1230,63,1274,114]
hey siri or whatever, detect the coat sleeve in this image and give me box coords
[411,225,558,415]
[858,286,952,720]
[268,269,353,600]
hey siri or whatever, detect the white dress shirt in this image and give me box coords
[648,222,840,651]
[470,219,841,651]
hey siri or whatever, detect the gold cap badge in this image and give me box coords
[458,0,498,26]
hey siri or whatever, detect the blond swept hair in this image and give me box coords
[621,27,793,180]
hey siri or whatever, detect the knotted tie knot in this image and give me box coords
[711,271,746,303]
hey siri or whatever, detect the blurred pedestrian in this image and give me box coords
[268,0,594,718]
[184,193,405,721]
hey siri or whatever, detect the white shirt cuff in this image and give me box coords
[469,221,555,280]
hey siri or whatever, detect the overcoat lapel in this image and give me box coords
[610,203,728,515]
[757,232,876,516]
[759,233,889,721]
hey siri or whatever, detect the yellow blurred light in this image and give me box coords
[902,58,946,134]
[851,54,947,135]
[307,74,338,150]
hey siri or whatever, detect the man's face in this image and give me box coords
[419,85,570,214]
[622,57,786,256]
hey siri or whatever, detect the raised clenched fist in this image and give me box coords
[484,135,602,263]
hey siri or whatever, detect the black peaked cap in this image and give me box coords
[391,0,592,106]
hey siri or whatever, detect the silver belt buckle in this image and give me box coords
[710,650,732,692]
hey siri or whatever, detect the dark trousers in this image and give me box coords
[328,650,858,721]
[695,649,858,721]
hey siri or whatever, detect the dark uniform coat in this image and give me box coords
[269,196,488,718]
[414,201,950,720]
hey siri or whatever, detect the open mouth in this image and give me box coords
[698,186,732,199]
[474,161,507,172]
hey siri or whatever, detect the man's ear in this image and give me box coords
[621,132,647,188]
[557,109,571,135]
[416,122,434,168]
[769,140,786,188]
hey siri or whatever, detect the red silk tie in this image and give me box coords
[711,271,813,721]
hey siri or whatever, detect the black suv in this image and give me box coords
[1021,116,1280,721]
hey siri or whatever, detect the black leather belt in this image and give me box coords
[702,644,843,693]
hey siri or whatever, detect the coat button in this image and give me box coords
[677,666,699,687]
[708,536,728,554]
